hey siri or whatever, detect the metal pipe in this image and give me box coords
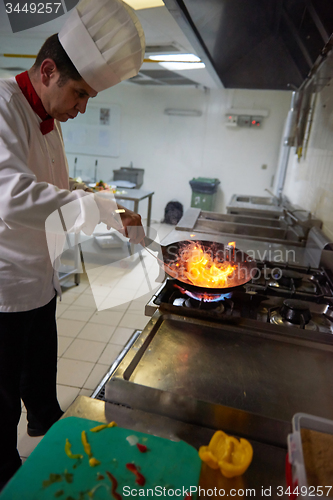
[274,91,299,199]
[94,160,98,183]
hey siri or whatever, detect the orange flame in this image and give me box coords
[168,241,237,288]
[228,241,236,248]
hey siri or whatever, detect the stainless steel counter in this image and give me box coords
[176,208,304,243]
[106,310,333,426]
[64,396,288,498]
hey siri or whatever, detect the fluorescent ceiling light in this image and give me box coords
[149,54,201,62]
[159,62,206,71]
[165,109,202,116]
[123,0,164,9]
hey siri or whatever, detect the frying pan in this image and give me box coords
[143,236,257,294]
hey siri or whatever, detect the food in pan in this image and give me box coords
[199,430,253,478]
[164,240,254,289]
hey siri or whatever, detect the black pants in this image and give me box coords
[0,296,63,487]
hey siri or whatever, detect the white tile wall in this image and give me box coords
[64,84,291,218]
[283,82,333,240]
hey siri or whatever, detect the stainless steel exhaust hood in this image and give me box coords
[164,0,333,90]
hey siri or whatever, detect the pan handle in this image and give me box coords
[142,236,162,253]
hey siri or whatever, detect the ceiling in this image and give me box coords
[0,1,220,88]
[164,0,333,91]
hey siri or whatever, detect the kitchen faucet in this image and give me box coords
[264,188,282,206]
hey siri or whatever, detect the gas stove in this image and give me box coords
[146,262,333,335]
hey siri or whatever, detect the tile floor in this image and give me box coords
[18,222,173,461]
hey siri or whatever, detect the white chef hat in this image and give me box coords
[58,0,145,92]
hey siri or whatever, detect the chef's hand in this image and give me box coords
[117,205,145,244]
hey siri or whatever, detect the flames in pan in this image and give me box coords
[167,241,237,288]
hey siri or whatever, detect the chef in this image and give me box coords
[0,0,145,489]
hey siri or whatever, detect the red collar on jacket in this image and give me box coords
[15,71,54,135]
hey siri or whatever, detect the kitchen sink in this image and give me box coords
[227,194,284,217]
[235,196,250,202]
[235,195,278,206]
[250,196,277,206]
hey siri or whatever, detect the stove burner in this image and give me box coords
[185,297,225,311]
[175,284,232,303]
[310,273,327,285]
[172,296,225,311]
[280,299,312,324]
[270,312,318,331]
[273,270,304,288]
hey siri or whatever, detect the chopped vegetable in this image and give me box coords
[106,471,122,500]
[90,421,117,433]
[81,431,92,457]
[126,463,146,486]
[64,439,83,460]
[54,490,64,498]
[64,470,73,484]
[87,484,109,498]
[136,443,148,453]
[198,430,253,478]
[89,457,101,467]
[126,435,139,446]
[97,474,105,481]
[43,473,62,488]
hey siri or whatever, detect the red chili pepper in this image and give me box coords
[136,443,148,453]
[106,471,122,500]
[184,495,192,499]
[126,463,146,486]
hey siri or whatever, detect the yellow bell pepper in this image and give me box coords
[89,457,101,467]
[81,430,92,458]
[90,421,117,433]
[198,430,253,478]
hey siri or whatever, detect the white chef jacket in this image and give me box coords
[0,77,102,312]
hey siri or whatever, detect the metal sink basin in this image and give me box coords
[227,194,284,217]
[235,195,278,206]
[235,196,250,202]
[250,196,277,206]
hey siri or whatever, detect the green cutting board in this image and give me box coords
[1,417,201,499]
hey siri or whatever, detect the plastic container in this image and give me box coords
[113,167,144,188]
[287,413,333,500]
[189,177,220,211]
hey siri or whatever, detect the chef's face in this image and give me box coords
[41,62,98,121]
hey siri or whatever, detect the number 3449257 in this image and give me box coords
[277,486,333,496]
[5,3,62,14]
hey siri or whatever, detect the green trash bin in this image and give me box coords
[189,177,220,211]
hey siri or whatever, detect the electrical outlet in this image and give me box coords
[226,114,238,127]
[251,116,262,127]
[238,115,251,127]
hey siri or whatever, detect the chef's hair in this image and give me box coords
[32,34,82,86]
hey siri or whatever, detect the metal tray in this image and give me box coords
[107,311,333,430]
